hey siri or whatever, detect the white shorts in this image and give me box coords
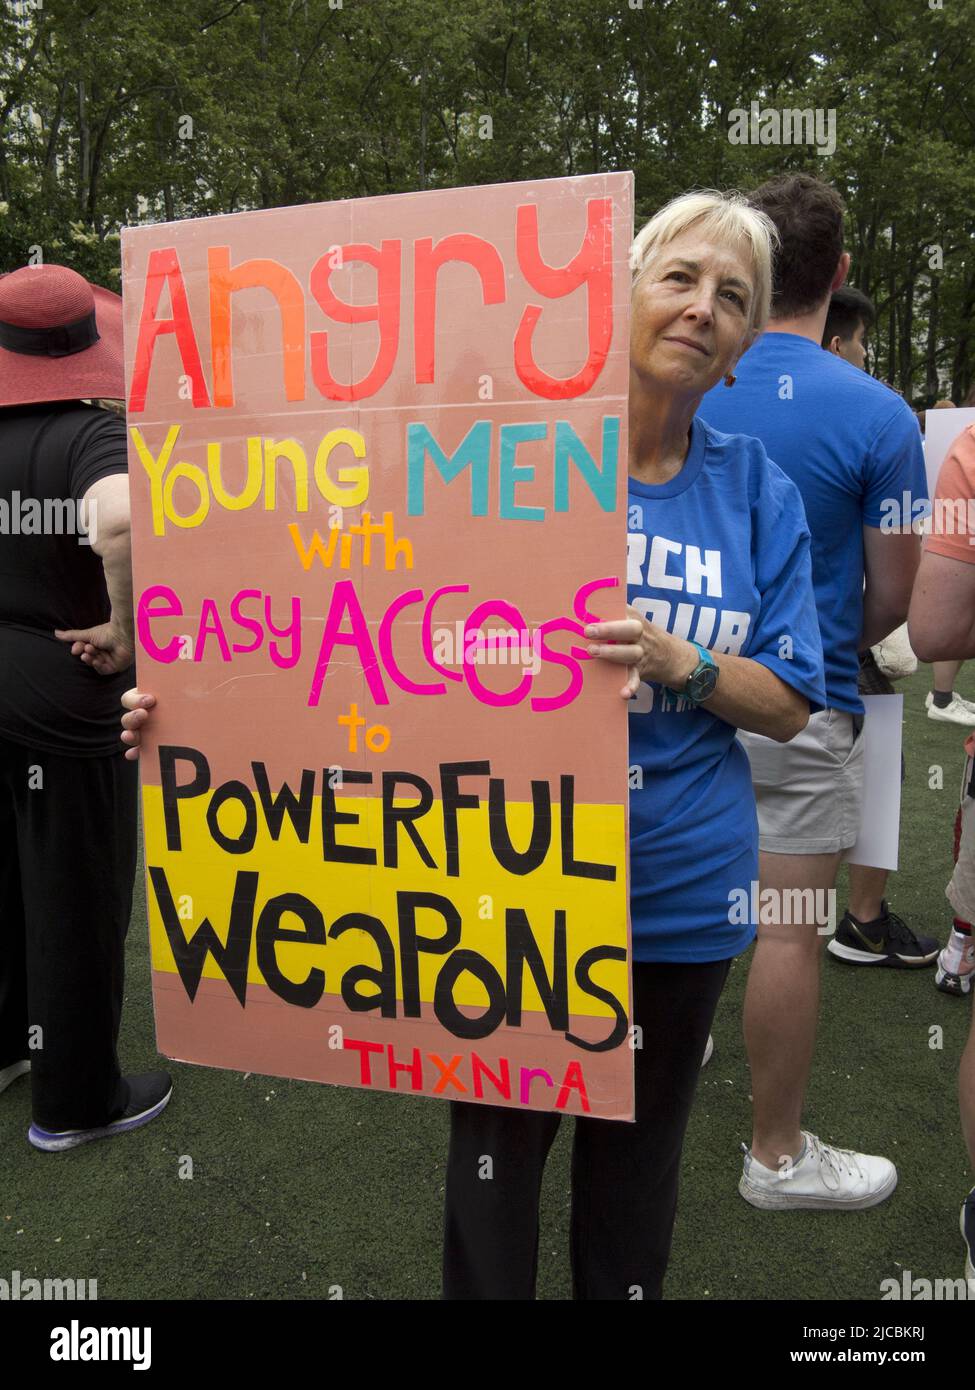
[738,709,866,856]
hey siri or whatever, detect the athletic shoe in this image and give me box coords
[871,625,917,680]
[935,929,975,996]
[28,1071,172,1153]
[963,1188,975,1282]
[926,692,975,726]
[701,1034,714,1068]
[0,1059,30,1095]
[827,903,940,967]
[739,1131,897,1211]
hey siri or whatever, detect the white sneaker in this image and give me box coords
[701,1034,714,1068]
[0,1059,30,1095]
[925,692,975,726]
[739,1131,897,1210]
[871,624,917,679]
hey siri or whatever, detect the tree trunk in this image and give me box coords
[925,271,940,403]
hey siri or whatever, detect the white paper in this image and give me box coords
[924,407,975,500]
[843,693,904,871]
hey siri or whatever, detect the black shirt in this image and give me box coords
[0,403,134,756]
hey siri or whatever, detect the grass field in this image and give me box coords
[2,666,973,1301]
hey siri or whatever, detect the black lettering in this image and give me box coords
[560,775,615,880]
[148,865,258,1007]
[321,768,376,865]
[255,892,326,1008]
[331,911,398,1017]
[488,778,551,874]
[159,745,210,852]
[433,950,507,1040]
[396,890,462,1017]
[381,771,436,869]
[504,907,568,1030]
[565,944,628,1052]
[251,761,315,842]
[206,779,258,853]
[439,760,489,877]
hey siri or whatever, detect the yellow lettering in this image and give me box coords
[130,425,181,536]
[314,429,369,506]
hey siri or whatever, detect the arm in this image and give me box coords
[585,612,809,743]
[908,551,975,663]
[860,526,920,650]
[54,473,134,674]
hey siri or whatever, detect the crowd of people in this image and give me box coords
[0,170,973,1301]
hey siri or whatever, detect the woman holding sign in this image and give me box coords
[439,190,825,1299]
[118,190,826,1300]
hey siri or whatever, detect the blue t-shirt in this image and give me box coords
[628,416,825,963]
[699,333,928,713]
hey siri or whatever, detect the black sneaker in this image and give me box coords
[963,1187,975,1283]
[28,1071,173,1152]
[827,903,940,968]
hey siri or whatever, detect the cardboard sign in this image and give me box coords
[121,174,635,1119]
[924,407,975,499]
[843,694,904,872]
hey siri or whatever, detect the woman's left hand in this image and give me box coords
[584,606,696,699]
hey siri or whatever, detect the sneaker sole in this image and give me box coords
[0,1059,31,1095]
[28,1085,173,1153]
[738,1166,898,1212]
[827,941,938,968]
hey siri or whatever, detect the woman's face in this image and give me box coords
[630,227,757,397]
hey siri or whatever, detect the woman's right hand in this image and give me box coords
[121,689,157,760]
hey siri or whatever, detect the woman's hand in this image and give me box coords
[120,688,157,761]
[584,606,697,699]
[55,621,134,676]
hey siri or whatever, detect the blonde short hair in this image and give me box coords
[629,190,779,337]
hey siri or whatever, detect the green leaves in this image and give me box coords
[1,0,971,398]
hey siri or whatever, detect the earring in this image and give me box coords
[724,373,736,387]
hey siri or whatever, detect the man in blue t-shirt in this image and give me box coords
[700,173,929,1212]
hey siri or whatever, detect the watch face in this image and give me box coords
[688,663,718,702]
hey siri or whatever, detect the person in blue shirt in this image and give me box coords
[700,173,929,1215]
[118,190,825,1300]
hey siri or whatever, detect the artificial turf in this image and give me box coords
[2,665,972,1301]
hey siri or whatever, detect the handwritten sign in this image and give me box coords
[122,173,635,1119]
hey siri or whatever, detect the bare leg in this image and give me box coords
[744,849,842,1170]
[933,659,964,696]
[847,864,889,922]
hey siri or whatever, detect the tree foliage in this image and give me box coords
[1,0,972,399]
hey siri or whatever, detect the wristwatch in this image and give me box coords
[667,641,718,705]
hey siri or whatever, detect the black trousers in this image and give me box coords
[0,737,137,1129]
[443,956,731,1300]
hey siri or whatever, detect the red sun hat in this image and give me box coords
[0,263,123,407]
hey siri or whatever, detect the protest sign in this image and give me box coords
[121,173,635,1119]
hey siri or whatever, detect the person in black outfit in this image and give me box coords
[0,262,171,1151]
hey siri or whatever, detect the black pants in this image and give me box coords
[0,737,137,1129]
[443,956,731,1300]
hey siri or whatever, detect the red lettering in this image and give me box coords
[514,197,613,399]
[555,1059,591,1113]
[471,1052,511,1101]
[128,248,211,412]
[387,1044,424,1092]
[310,241,401,400]
[343,1036,384,1085]
[413,234,505,384]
